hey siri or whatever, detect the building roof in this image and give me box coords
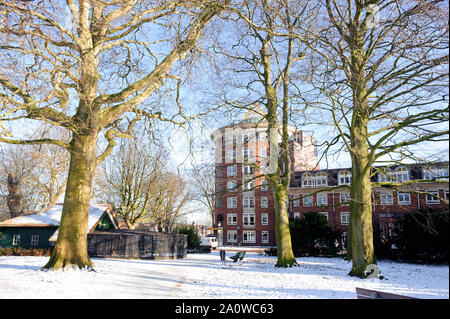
[0,204,117,241]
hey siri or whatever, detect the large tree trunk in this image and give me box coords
[272,182,297,267]
[43,133,98,270]
[348,115,376,277]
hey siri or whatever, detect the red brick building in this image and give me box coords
[288,164,449,249]
[211,109,319,247]
[212,113,449,248]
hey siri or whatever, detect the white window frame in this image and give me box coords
[261,231,269,244]
[397,192,411,205]
[317,193,328,206]
[243,179,254,192]
[260,179,268,191]
[227,230,237,243]
[423,166,449,181]
[316,173,328,187]
[425,190,440,204]
[31,235,39,246]
[227,197,237,208]
[391,167,409,182]
[261,196,268,208]
[261,213,269,225]
[12,234,20,246]
[243,165,254,176]
[340,193,350,206]
[243,196,255,208]
[341,212,350,225]
[301,173,314,188]
[338,171,352,185]
[303,195,313,207]
[227,180,237,192]
[243,212,255,227]
[243,231,256,243]
[227,165,237,177]
[227,213,237,225]
[380,192,393,205]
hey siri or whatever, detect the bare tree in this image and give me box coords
[209,0,318,267]
[190,162,216,226]
[293,0,449,277]
[149,172,194,232]
[0,0,228,270]
[99,135,166,229]
[0,126,69,217]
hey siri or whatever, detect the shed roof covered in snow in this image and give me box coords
[0,204,117,242]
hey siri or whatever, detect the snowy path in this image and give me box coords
[0,252,448,299]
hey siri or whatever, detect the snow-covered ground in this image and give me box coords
[0,252,448,299]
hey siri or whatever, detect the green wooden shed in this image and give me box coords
[0,204,117,249]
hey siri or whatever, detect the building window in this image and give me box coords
[261,231,269,244]
[261,213,269,225]
[243,179,254,192]
[341,212,350,225]
[243,147,255,161]
[243,231,256,243]
[227,165,237,177]
[340,193,350,206]
[31,235,39,246]
[380,192,393,205]
[391,167,409,182]
[293,212,300,219]
[227,230,237,243]
[12,234,20,246]
[445,190,449,201]
[303,195,313,207]
[338,171,352,185]
[301,173,315,187]
[319,212,329,221]
[243,196,255,208]
[316,172,328,187]
[398,192,411,205]
[227,213,237,225]
[227,197,237,208]
[302,172,328,188]
[260,179,268,191]
[423,166,449,181]
[227,181,237,192]
[317,193,328,206]
[261,196,268,208]
[293,197,300,207]
[425,190,440,204]
[243,165,255,176]
[243,213,255,227]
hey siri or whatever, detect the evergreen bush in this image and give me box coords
[175,224,201,249]
[394,207,448,263]
[289,212,341,257]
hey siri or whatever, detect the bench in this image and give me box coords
[229,251,246,262]
[356,287,417,299]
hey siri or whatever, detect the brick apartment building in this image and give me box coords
[211,111,449,248]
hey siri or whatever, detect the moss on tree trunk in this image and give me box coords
[348,115,376,278]
[272,183,298,267]
[43,134,97,271]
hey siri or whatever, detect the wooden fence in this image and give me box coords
[87,230,187,259]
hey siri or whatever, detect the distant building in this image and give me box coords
[211,108,449,247]
[211,106,319,247]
